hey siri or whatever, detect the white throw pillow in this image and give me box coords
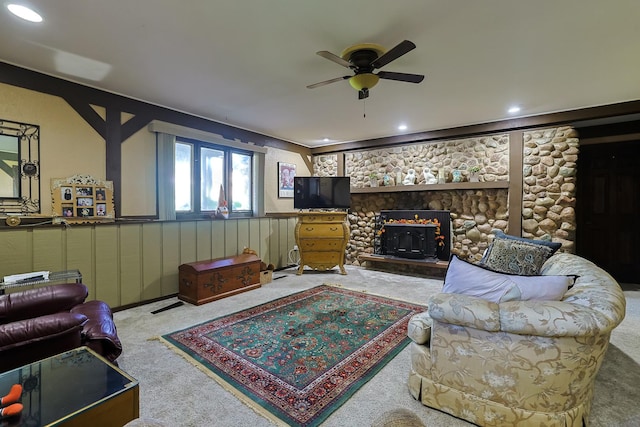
[443,255,572,303]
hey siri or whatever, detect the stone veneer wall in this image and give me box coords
[521,127,579,252]
[311,127,578,266]
[312,154,338,176]
[346,134,510,187]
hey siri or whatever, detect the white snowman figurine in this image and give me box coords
[423,167,437,184]
[403,169,417,185]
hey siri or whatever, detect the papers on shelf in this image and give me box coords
[3,271,50,284]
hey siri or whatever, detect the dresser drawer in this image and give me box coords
[302,251,342,266]
[298,223,345,238]
[298,239,345,251]
[300,213,346,224]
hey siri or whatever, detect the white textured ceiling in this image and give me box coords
[1,1,639,147]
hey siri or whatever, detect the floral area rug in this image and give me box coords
[161,284,425,426]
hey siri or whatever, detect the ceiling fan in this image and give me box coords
[307,40,425,99]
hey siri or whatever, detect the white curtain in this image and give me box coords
[156,132,176,221]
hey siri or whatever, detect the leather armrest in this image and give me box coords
[71,301,123,362]
[0,312,88,350]
[0,283,88,323]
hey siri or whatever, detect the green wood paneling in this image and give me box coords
[0,217,296,308]
[259,218,271,266]
[65,227,95,297]
[94,225,120,307]
[195,221,212,261]
[141,223,163,301]
[0,229,30,278]
[32,228,65,272]
[211,221,225,259]
[277,218,289,267]
[236,219,250,253]
[248,218,260,253]
[179,221,197,265]
[288,217,297,255]
[269,219,280,268]
[224,220,239,256]
[119,225,142,306]
[161,222,180,295]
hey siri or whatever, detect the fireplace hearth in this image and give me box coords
[375,210,451,261]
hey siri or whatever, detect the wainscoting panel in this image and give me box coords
[32,228,64,272]
[94,225,120,305]
[161,222,181,298]
[119,224,142,306]
[65,226,94,296]
[179,221,198,266]
[141,223,163,302]
[0,217,296,309]
[211,221,226,259]
[196,220,213,261]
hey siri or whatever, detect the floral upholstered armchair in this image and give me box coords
[407,252,626,426]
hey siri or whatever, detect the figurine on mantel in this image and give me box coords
[423,167,437,184]
[403,169,417,185]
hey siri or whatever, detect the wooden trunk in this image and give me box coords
[178,254,261,305]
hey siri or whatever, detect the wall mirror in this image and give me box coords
[0,119,40,214]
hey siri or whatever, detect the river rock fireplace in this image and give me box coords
[375,210,451,262]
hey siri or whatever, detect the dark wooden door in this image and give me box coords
[576,141,639,283]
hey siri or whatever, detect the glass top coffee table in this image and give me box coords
[0,346,138,427]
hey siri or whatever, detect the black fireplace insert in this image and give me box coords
[375,210,451,261]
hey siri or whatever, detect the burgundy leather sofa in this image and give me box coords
[0,283,122,372]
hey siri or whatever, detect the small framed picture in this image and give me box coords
[77,197,93,207]
[76,186,93,196]
[61,187,73,201]
[278,162,295,198]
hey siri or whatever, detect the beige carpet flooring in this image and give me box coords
[114,265,640,426]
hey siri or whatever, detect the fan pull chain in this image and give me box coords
[363,99,366,118]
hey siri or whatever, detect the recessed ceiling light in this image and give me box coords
[508,106,521,114]
[7,4,43,22]
[398,124,408,131]
[322,137,330,142]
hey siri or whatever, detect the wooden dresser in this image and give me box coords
[295,211,349,275]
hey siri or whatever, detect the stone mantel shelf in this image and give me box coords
[350,181,509,194]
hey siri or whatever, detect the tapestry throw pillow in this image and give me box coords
[443,255,572,303]
[480,231,562,275]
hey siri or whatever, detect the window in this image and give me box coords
[175,138,253,217]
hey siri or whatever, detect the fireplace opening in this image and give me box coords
[385,224,437,259]
[374,210,451,261]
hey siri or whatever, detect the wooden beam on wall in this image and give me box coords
[106,108,122,214]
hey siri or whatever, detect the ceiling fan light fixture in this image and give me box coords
[349,73,379,91]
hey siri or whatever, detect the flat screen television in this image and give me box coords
[293,177,351,210]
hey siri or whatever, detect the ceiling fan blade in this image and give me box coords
[316,51,352,68]
[306,75,350,89]
[371,40,416,69]
[377,71,425,83]
[358,89,369,100]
